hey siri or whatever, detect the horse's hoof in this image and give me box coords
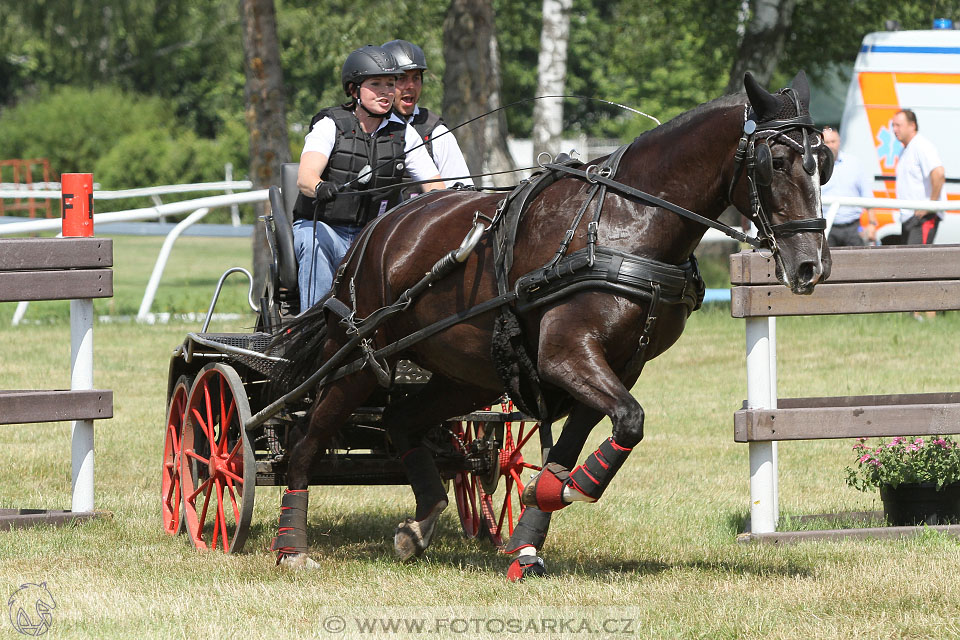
[394,499,447,562]
[506,554,546,582]
[276,552,321,570]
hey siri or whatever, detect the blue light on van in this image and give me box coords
[933,18,953,30]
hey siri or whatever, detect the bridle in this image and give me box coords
[727,87,827,253]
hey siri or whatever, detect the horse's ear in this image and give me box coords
[744,72,779,120]
[790,70,811,109]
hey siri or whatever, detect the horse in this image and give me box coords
[269,71,833,579]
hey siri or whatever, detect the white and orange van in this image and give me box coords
[837,24,960,243]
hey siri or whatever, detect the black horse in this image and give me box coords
[269,72,832,579]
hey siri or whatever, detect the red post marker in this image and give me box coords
[62,173,94,237]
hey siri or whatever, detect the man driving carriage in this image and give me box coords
[293,44,445,311]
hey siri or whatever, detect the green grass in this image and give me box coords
[1,236,960,638]
[0,234,255,324]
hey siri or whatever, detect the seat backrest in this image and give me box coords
[280,163,300,224]
[268,163,300,293]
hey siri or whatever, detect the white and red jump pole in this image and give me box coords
[62,173,95,513]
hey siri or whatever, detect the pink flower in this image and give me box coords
[914,437,924,446]
[858,454,871,463]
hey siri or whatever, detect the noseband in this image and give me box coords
[728,88,826,252]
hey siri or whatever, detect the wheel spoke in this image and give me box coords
[226,480,240,523]
[203,383,215,444]
[184,448,209,465]
[186,475,213,503]
[496,476,513,532]
[520,461,540,471]
[219,466,244,485]
[197,479,214,534]
[514,423,539,452]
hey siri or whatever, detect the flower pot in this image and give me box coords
[880,482,960,526]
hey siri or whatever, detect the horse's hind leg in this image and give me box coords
[520,339,643,514]
[272,372,378,568]
[382,373,499,561]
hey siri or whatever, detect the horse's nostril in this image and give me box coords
[797,261,817,285]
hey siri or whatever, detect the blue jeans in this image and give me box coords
[292,218,362,311]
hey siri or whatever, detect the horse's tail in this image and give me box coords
[268,294,330,392]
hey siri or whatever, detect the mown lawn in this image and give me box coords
[1,235,959,638]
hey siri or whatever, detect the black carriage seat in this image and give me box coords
[267,162,300,295]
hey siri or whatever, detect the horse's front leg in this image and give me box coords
[505,402,604,581]
[521,332,643,515]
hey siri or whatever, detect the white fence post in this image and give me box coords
[70,298,95,513]
[746,315,778,533]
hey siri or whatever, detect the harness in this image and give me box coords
[292,106,407,227]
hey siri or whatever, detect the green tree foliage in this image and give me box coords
[1,0,243,137]
[779,0,958,89]
[2,0,953,179]
[496,0,739,141]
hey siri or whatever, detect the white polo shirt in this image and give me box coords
[301,111,442,183]
[895,132,945,222]
[401,107,474,187]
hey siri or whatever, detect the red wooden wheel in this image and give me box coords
[476,403,541,547]
[180,364,255,553]
[161,375,191,535]
[451,420,485,539]
[452,401,542,547]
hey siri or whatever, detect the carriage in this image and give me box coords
[160,163,545,554]
[160,72,831,578]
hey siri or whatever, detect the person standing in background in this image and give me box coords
[892,109,946,245]
[821,126,877,246]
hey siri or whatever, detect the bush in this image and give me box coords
[0,86,176,175]
[94,121,248,189]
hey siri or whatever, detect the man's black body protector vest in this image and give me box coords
[401,108,443,200]
[293,106,407,226]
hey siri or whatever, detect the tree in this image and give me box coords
[531,0,573,160]
[724,0,799,93]
[240,0,291,295]
[442,0,516,186]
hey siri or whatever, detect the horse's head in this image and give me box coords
[732,70,832,294]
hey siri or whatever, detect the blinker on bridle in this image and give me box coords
[728,87,826,252]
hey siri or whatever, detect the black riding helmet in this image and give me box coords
[381,40,427,71]
[341,45,402,97]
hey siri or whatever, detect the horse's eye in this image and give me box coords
[772,158,786,171]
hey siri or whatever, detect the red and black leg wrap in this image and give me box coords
[270,489,309,560]
[506,554,546,582]
[502,507,551,554]
[523,462,571,512]
[568,437,632,501]
[400,447,448,521]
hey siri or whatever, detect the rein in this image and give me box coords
[540,161,765,248]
